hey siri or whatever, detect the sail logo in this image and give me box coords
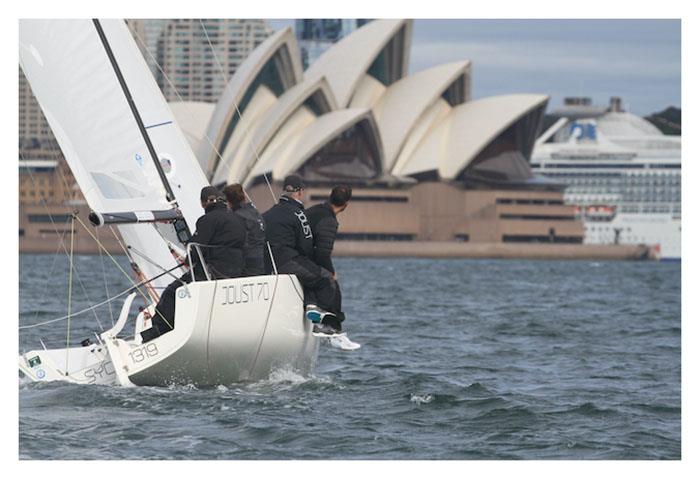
[178,288,191,299]
[221,282,271,305]
[135,153,144,167]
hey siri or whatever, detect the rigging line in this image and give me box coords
[19,264,182,330]
[96,227,115,327]
[130,25,275,203]
[72,214,153,307]
[38,147,134,331]
[248,274,280,375]
[197,19,278,204]
[93,19,177,205]
[64,215,75,375]
[20,151,104,331]
[131,23,280,290]
[74,214,173,331]
[22,235,64,331]
[31,146,111,330]
[129,29,231,178]
[128,246,187,285]
[108,224,159,306]
[109,225,130,257]
[131,24,282,278]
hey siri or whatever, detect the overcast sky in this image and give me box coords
[268,19,680,116]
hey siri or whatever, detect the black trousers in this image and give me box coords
[278,256,343,323]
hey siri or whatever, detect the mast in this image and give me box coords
[92,19,176,204]
[92,19,192,240]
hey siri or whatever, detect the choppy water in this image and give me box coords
[19,254,681,459]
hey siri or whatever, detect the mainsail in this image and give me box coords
[19,19,209,293]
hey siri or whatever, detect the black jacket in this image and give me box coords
[306,202,339,274]
[232,202,265,276]
[189,201,246,279]
[262,196,313,269]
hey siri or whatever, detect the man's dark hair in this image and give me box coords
[223,183,246,209]
[283,174,305,193]
[329,185,352,207]
[200,185,224,204]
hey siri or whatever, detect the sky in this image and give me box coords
[268,19,681,116]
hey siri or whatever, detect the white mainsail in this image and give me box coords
[19,19,209,292]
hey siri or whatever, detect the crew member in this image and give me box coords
[223,183,265,276]
[306,185,352,278]
[262,175,343,334]
[306,185,352,318]
[141,186,246,342]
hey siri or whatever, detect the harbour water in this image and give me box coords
[18,254,681,459]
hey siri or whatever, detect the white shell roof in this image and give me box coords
[349,74,387,109]
[305,19,411,107]
[168,101,216,153]
[391,97,452,176]
[210,86,278,186]
[198,27,302,177]
[244,105,318,185]
[398,94,549,179]
[372,61,471,171]
[272,108,383,180]
[217,75,338,186]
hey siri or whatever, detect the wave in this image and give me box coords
[548,402,620,417]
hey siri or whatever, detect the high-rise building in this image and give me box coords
[126,19,168,78]
[18,67,57,160]
[155,19,273,102]
[295,19,370,69]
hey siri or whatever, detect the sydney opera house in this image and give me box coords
[170,19,584,246]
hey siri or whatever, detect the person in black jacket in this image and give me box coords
[262,175,343,334]
[306,185,352,320]
[223,183,265,276]
[141,186,246,342]
[306,185,352,278]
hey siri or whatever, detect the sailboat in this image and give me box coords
[18,19,318,386]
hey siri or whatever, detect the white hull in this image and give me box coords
[582,213,681,260]
[19,274,319,386]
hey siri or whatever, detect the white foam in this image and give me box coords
[267,367,309,385]
[410,393,434,404]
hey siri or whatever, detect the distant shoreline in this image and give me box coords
[19,240,655,261]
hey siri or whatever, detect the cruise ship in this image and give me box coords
[531,97,681,260]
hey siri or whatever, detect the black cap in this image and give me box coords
[283,175,305,192]
[200,186,223,202]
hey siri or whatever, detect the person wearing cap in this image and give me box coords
[262,175,343,334]
[223,183,266,276]
[141,186,246,342]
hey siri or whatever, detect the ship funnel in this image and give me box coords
[609,96,623,112]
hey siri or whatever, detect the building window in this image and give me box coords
[502,234,583,244]
[500,214,575,221]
